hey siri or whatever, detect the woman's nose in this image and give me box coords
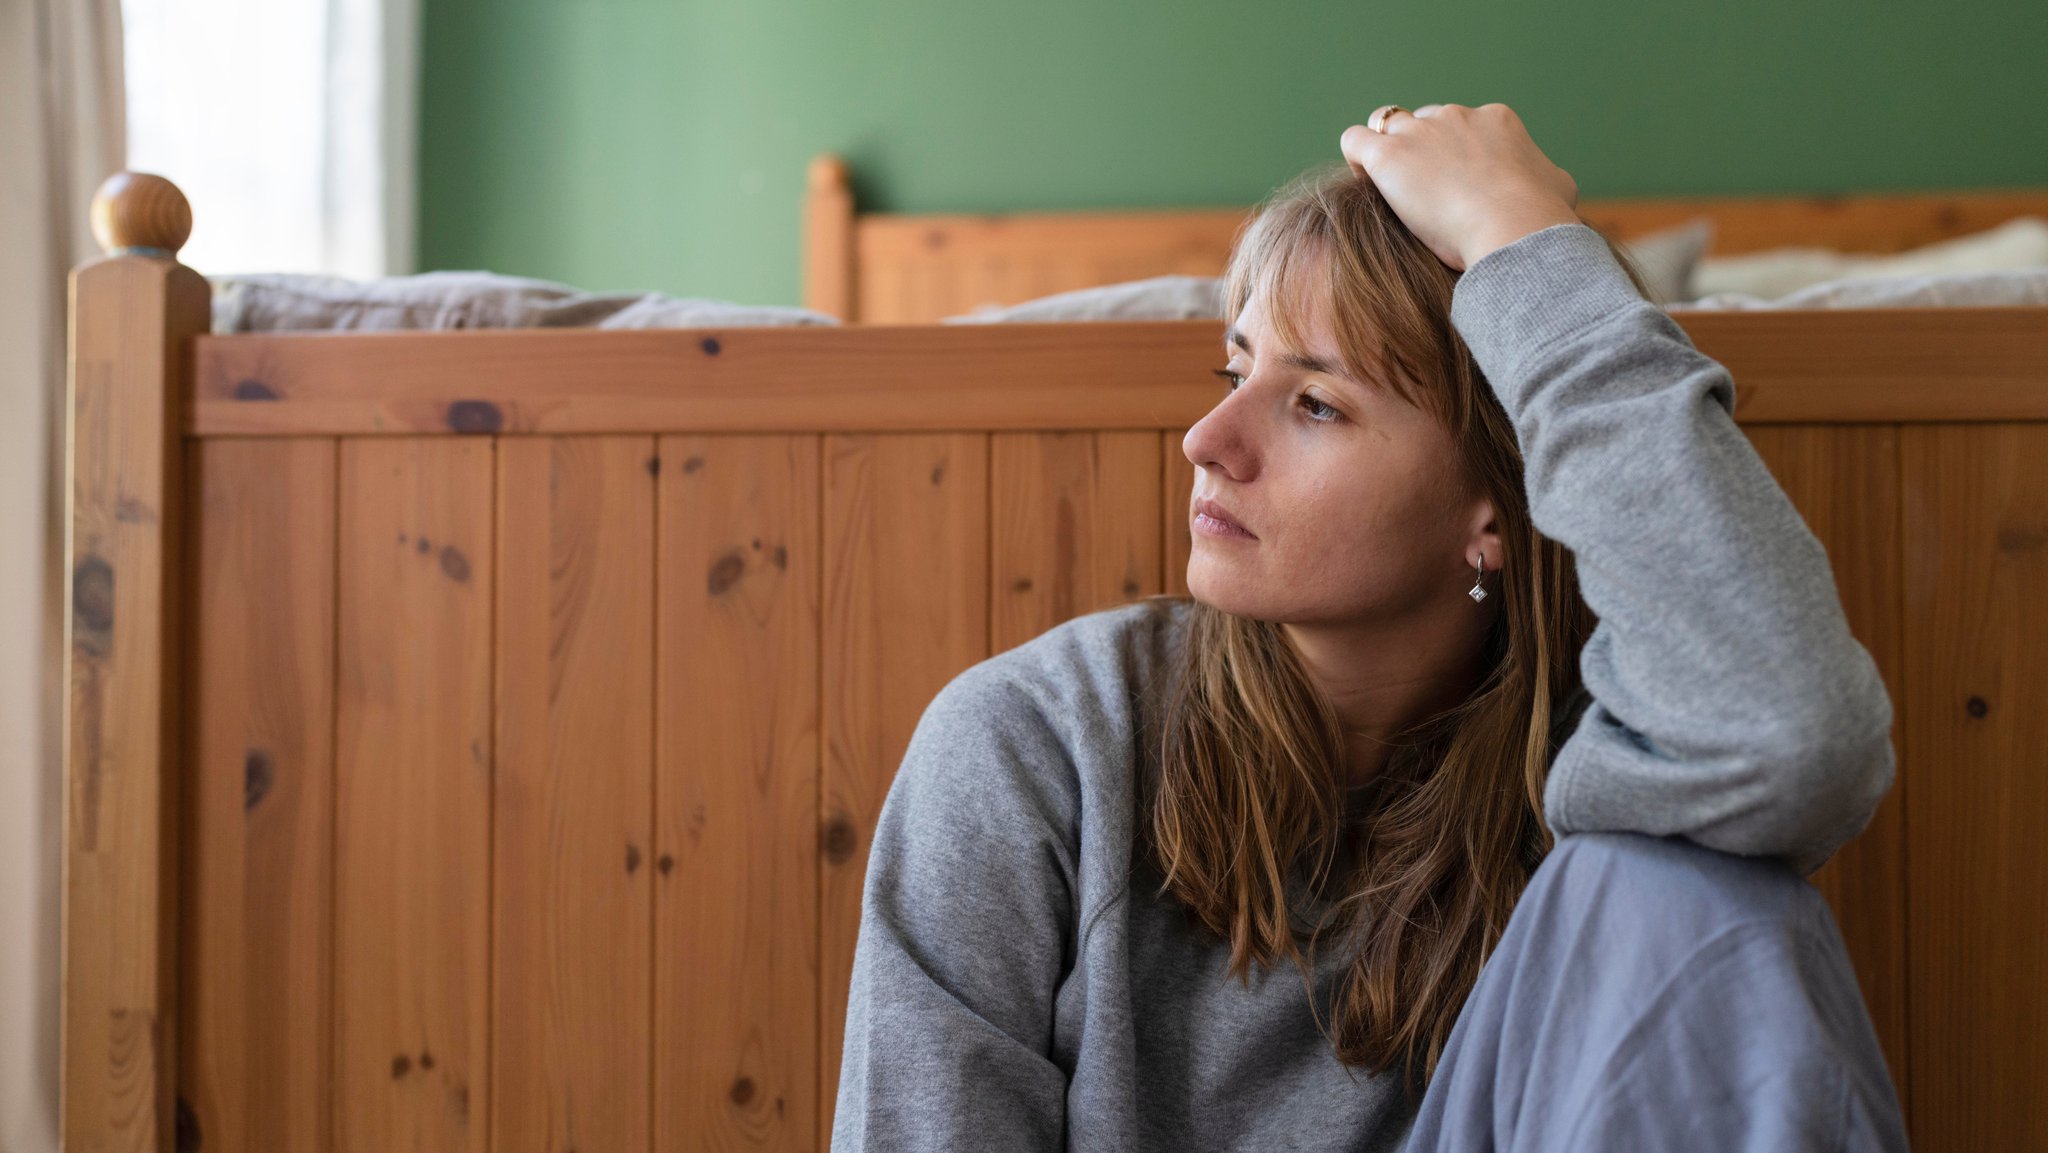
[1183,390,1256,482]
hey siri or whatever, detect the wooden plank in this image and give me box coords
[63,252,210,1153]
[1743,425,1909,1108]
[819,434,988,1146]
[656,436,821,1152]
[842,189,2048,322]
[188,311,2048,437]
[853,208,1247,324]
[180,439,336,1153]
[1578,190,2048,255]
[991,432,1162,651]
[191,324,1222,436]
[1163,433,1194,597]
[334,438,493,1153]
[1901,423,2048,1153]
[493,438,654,1153]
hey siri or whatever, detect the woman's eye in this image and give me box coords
[1298,393,1339,422]
[1212,368,1244,391]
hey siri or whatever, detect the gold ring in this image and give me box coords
[1366,104,1409,134]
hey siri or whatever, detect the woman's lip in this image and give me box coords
[1191,498,1256,540]
[1193,512,1256,540]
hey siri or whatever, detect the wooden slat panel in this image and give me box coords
[991,432,1163,651]
[819,434,988,1146]
[1163,433,1194,597]
[493,438,654,1153]
[335,438,493,1153]
[656,436,821,1152]
[180,438,336,1153]
[188,311,2048,437]
[63,254,210,1152]
[1744,425,1908,1107]
[1902,423,2048,1153]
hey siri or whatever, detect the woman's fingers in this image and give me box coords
[1335,100,1580,269]
[1338,122,1389,176]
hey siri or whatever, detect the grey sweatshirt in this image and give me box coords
[830,223,1897,1152]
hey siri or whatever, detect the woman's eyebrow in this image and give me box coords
[1226,326,1353,383]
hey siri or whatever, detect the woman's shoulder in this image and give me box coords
[937,596,1191,722]
[906,598,1191,789]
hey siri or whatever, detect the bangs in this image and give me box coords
[1222,166,1450,420]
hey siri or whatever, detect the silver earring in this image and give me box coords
[1468,554,1489,603]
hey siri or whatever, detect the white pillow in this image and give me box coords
[1615,218,1715,306]
[1671,267,2048,311]
[1691,217,2048,301]
[211,270,839,333]
[942,275,1226,323]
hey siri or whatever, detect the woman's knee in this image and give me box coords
[1520,831,1834,955]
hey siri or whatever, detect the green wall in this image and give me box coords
[418,0,2048,307]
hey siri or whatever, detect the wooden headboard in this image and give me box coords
[802,153,2048,323]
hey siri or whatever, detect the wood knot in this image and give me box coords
[645,455,661,477]
[1011,577,1033,593]
[626,844,643,874]
[419,1051,435,1070]
[438,545,471,583]
[233,379,279,401]
[175,1094,203,1153]
[392,1054,412,1078]
[657,853,675,876]
[700,337,722,356]
[821,814,858,865]
[244,749,274,811]
[1122,579,1141,597]
[1996,524,2047,554]
[1966,695,1990,718]
[729,1076,756,1106]
[683,456,705,474]
[72,554,114,656]
[445,400,504,434]
[930,462,946,486]
[708,551,746,595]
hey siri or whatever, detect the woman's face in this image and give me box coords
[1182,275,1495,627]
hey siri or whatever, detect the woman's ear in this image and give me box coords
[1466,500,1503,571]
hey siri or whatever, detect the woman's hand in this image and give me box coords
[1339,103,1583,271]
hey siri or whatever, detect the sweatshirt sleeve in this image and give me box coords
[1449,223,1896,878]
[830,660,1079,1152]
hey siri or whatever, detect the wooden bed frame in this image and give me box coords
[63,172,2047,1153]
[801,152,2048,323]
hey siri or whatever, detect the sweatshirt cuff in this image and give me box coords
[1448,223,1652,400]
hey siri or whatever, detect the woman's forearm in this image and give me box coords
[1450,223,1895,874]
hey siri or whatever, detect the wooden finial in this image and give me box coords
[90,172,192,257]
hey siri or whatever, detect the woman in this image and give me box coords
[832,104,1906,1152]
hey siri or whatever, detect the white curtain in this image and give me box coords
[121,0,419,278]
[1,1,416,1147]
[0,2,125,1149]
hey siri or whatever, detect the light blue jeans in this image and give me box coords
[1403,832,1908,1152]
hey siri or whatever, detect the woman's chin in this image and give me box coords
[1186,562,1275,619]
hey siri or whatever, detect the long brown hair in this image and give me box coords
[1143,163,1640,1102]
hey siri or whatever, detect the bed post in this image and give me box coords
[62,171,208,1153]
[804,153,856,319]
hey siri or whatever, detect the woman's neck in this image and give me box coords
[1283,608,1490,787]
